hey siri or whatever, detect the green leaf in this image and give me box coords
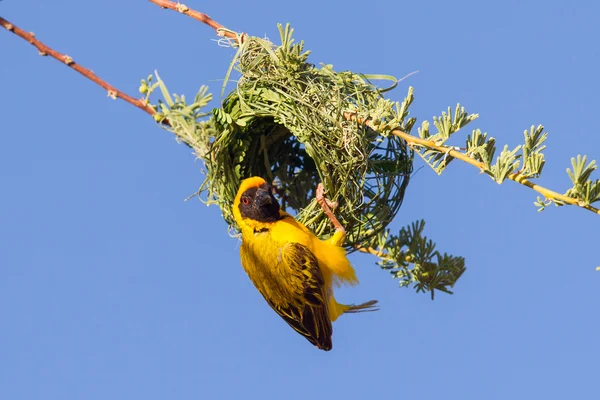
[466,129,496,169]
[154,70,174,107]
[490,145,521,183]
[519,125,547,178]
[362,73,399,93]
[567,155,597,185]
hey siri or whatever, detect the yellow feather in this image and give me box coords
[233,177,378,350]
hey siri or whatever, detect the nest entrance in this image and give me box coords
[236,117,318,212]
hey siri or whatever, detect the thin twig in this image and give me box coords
[343,111,600,215]
[148,0,243,43]
[0,16,164,122]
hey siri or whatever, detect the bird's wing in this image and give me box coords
[272,242,333,351]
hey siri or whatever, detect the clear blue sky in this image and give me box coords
[1,1,599,399]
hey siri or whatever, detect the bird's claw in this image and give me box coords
[316,182,345,234]
[316,182,325,201]
[316,183,338,210]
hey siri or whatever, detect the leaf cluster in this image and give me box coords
[414,106,600,211]
[367,220,465,299]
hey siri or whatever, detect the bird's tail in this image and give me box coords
[328,298,379,322]
[344,300,379,314]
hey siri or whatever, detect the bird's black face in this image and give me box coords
[238,183,282,223]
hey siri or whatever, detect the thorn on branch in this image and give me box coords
[175,3,189,13]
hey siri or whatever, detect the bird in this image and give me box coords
[232,176,378,351]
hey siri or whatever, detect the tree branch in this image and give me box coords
[4,6,596,216]
[0,16,162,121]
[148,0,243,43]
[343,112,600,215]
[144,1,599,216]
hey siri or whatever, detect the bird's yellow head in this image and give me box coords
[233,177,282,230]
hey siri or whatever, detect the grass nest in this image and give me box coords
[153,24,416,250]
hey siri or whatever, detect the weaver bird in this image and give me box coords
[232,176,377,351]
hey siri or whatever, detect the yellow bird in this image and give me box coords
[232,176,377,351]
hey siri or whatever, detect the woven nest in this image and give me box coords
[195,24,414,250]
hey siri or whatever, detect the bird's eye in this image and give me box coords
[241,196,249,205]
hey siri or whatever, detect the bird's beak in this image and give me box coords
[255,188,272,207]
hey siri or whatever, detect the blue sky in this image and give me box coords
[1,1,599,399]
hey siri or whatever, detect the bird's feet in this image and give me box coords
[316,183,345,235]
[316,183,339,210]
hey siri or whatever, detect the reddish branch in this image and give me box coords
[148,0,243,43]
[0,16,160,120]
[1,2,241,122]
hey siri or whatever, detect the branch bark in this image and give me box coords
[148,0,243,43]
[0,16,161,120]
